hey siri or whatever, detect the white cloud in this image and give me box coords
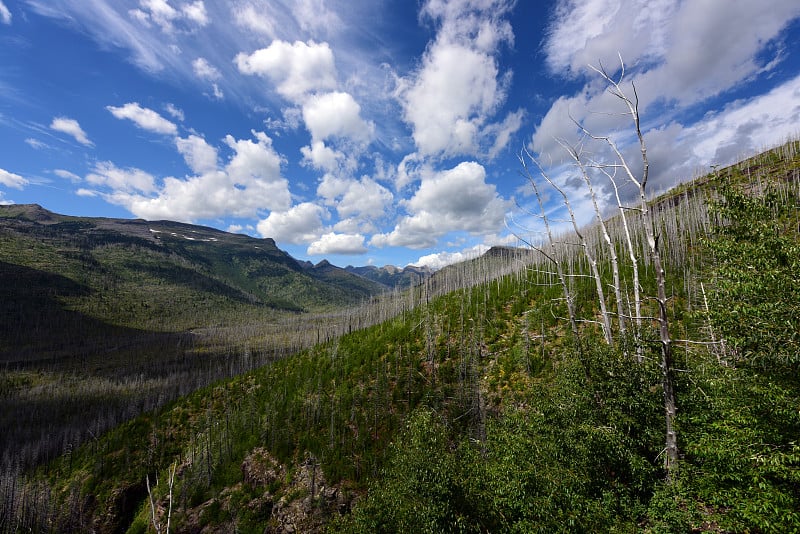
[224,131,285,192]
[132,0,208,33]
[372,161,507,249]
[227,223,254,234]
[176,134,218,174]
[182,0,208,26]
[396,0,518,158]
[301,141,343,172]
[302,91,374,143]
[0,168,27,189]
[25,138,49,150]
[690,75,800,164]
[164,103,185,121]
[107,102,178,135]
[192,57,221,80]
[90,131,291,222]
[50,117,93,146]
[307,232,367,255]
[256,202,327,244]
[28,0,188,73]
[412,243,489,270]
[291,0,343,36]
[232,3,277,38]
[317,174,393,220]
[86,161,157,193]
[235,40,337,102]
[532,0,800,206]
[0,1,11,24]
[54,169,82,182]
[536,0,800,152]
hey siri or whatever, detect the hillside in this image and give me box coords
[0,205,386,328]
[1,141,799,533]
[0,206,389,472]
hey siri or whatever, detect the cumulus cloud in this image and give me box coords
[130,0,209,33]
[0,168,27,189]
[532,0,800,207]
[176,134,218,174]
[0,1,11,24]
[192,57,221,80]
[235,40,337,102]
[544,0,800,107]
[307,232,367,255]
[302,91,374,143]
[256,202,327,244]
[224,131,285,192]
[396,0,521,158]
[412,243,490,270]
[317,174,393,221]
[182,0,208,26]
[536,0,800,148]
[300,141,343,172]
[86,161,157,193]
[107,102,178,135]
[685,73,800,170]
[93,131,291,222]
[372,161,507,249]
[50,117,93,146]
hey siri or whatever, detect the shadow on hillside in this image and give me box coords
[0,260,195,374]
[0,261,269,471]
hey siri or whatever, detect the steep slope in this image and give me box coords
[1,141,799,533]
[0,205,387,473]
[0,205,386,335]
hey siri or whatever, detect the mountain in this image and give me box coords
[2,141,799,533]
[0,204,386,326]
[0,205,390,472]
[343,263,432,289]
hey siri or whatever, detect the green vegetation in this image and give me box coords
[0,208,388,472]
[0,141,799,533]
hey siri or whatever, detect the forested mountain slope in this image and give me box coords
[0,204,385,333]
[0,205,387,474]
[1,141,799,533]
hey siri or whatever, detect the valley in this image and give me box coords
[0,141,799,532]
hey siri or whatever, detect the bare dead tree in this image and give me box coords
[562,141,628,347]
[517,150,581,348]
[584,55,678,475]
[550,138,614,345]
[146,462,176,534]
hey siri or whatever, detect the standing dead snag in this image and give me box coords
[517,151,605,409]
[519,54,679,477]
[563,141,627,346]
[585,56,678,475]
[553,138,616,346]
[517,151,581,348]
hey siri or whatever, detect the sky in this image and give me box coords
[1,0,799,269]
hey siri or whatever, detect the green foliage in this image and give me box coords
[705,183,800,367]
[4,144,800,533]
[336,343,662,533]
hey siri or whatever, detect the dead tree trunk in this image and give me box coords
[588,56,678,475]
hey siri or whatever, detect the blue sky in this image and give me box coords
[1,0,799,269]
